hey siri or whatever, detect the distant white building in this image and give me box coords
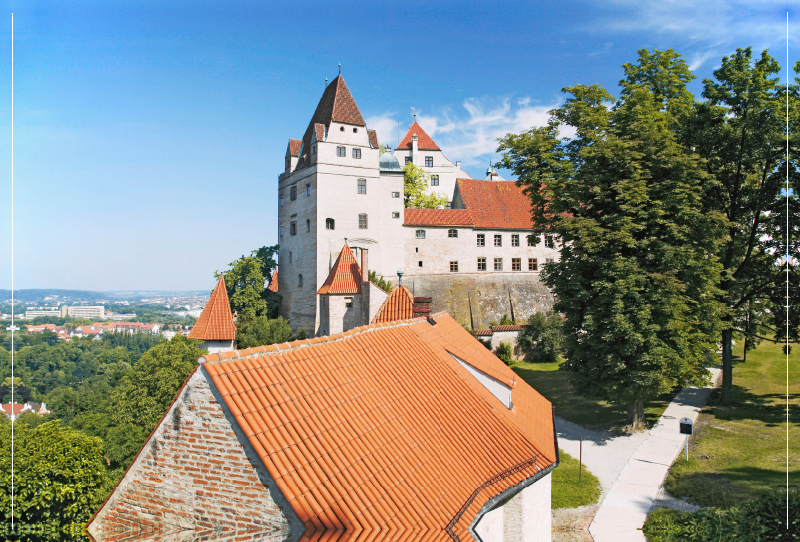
[67,305,105,320]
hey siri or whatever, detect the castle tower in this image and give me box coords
[278,76,404,335]
[188,276,236,353]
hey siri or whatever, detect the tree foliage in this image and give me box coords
[367,270,393,294]
[403,162,450,208]
[517,311,565,363]
[235,316,306,349]
[497,48,726,428]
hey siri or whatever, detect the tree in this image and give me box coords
[497,49,725,429]
[216,245,281,322]
[517,311,565,363]
[495,342,514,365]
[403,162,450,208]
[236,316,295,349]
[368,270,393,293]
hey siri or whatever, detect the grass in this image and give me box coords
[551,449,602,509]
[664,339,800,507]
[510,361,677,432]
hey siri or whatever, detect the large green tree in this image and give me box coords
[497,49,725,429]
[403,162,450,208]
[216,245,281,322]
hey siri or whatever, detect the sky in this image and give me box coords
[0,0,796,292]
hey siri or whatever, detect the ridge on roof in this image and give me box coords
[371,284,415,323]
[317,244,362,295]
[188,276,236,341]
[396,120,440,151]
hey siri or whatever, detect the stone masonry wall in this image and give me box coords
[88,367,303,542]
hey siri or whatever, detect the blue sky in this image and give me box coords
[0,0,796,292]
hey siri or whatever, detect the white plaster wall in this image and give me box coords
[490,331,523,359]
[475,504,504,542]
[204,339,235,354]
[520,473,551,542]
[366,282,389,323]
[392,147,469,205]
[452,353,513,408]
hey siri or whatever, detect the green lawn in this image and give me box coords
[552,449,602,509]
[511,361,676,432]
[664,339,800,507]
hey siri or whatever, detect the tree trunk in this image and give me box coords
[721,328,733,403]
[627,401,645,432]
[743,336,748,364]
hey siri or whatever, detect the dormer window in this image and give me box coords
[449,352,512,409]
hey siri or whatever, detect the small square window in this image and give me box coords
[337,146,346,157]
[306,184,311,196]
[431,175,439,186]
[416,230,426,239]
[450,261,458,272]
[512,258,521,271]
[511,234,519,247]
[392,212,400,218]
[494,258,503,271]
[405,156,412,165]
[545,235,555,248]
[546,258,554,265]
[353,148,361,159]
[279,196,284,207]
[418,261,423,267]
[528,234,536,247]
[358,179,366,194]
[359,214,368,229]
[290,221,297,236]
[425,156,433,167]
[290,186,297,201]
[477,234,485,247]
[477,257,486,271]
[392,191,400,198]
[529,258,538,271]
[340,126,345,131]
[448,229,458,238]
[326,218,335,230]
[494,235,502,247]
[353,127,358,133]
[345,297,353,307]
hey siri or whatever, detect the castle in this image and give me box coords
[277,75,559,335]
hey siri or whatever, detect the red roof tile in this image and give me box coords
[403,209,473,227]
[188,276,236,341]
[396,121,440,151]
[289,139,302,157]
[201,313,556,539]
[491,325,526,332]
[1,403,24,416]
[317,245,362,295]
[366,129,378,149]
[371,285,414,323]
[267,269,279,293]
[456,179,535,230]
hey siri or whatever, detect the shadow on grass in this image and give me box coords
[703,386,800,427]
[666,464,800,508]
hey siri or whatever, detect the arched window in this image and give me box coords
[298,274,303,288]
[326,218,335,230]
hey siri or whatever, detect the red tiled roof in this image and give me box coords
[473,329,493,337]
[314,123,325,143]
[297,76,366,169]
[404,209,473,227]
[267,269,279,293]
[397,121,440,150]
[201,312,556,539]
[371,285,414,323]
[492,325,527,332]
[366,129,378,149]
[456,179,535,230]
[317,245,362,295]
[1,403,24,416]
[188,277,236,341]
[288,139,302,157]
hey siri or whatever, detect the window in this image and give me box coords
[298,274,303,287]
[494,258,503,271]
[306,184,311,196]
[405,156,412,165]
[280,225,284,237]
[477,234,485,247]
[448,229,458,238]
[425,156,433,167]
[359,213,368,229]
[545,234,555,248]
[353,127,358,133]
[340,126,345,131]
[528,234,536,247]
[418,261,423,267]
[311,144,316,154]
[546,258,554,265]
[450,261,458,272]
[289,251,292,263]
[512,258,521,271]
[392,191,400,198]
[478,257,486,271]
[529,258,538,271]
[326,218,335,230]
[392,212,400,218]
[353,148,361,159]
[431,175,439,186]
[290,221,297,236]
[358,179,366,194]
[279,196,284,207]
[415,247,418,253]
[337,146,346,157]
[494,234,502,247]
[345,297,353,307]
[290,186,297,200]
[306,219,310,232]
[511,234,520,247]
[416,230,426,239]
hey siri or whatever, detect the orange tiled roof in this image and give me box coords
[201,312,556,540]
[404,209,473,227]
[456,179,534,230]
[188,277,236,341]
[289,139,302,157]
[267,269,279,293]
[366,129,378,149]
[1,403,24,416]
[492,325,526,332]
[396,121,440,151]
[371,285,414,323]
[317,245,362,295]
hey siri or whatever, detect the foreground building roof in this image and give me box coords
[370,284,415,323]
[188,276,236,341]
[454,179,535,230]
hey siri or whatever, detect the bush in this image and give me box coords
[368,270,393,294]
[643,488,799,542]
[517,311,564,362]
[495,342,514,365]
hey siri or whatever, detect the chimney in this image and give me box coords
[411,133,418,165]
[456,161,461,169]
[361,249,369,283]
[413,297,432,318]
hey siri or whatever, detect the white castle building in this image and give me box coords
[277,75,559,335]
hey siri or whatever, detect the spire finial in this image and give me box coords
[338,62,341,75]
[411,106,416,120]
[325,76,328,88]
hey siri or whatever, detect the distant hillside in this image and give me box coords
[0,289,210,304]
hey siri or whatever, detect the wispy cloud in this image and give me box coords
[366,96,575,169]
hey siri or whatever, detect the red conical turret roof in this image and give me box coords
[317,245,362,295]
[397,120,441,151]
[188,276,236,341]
